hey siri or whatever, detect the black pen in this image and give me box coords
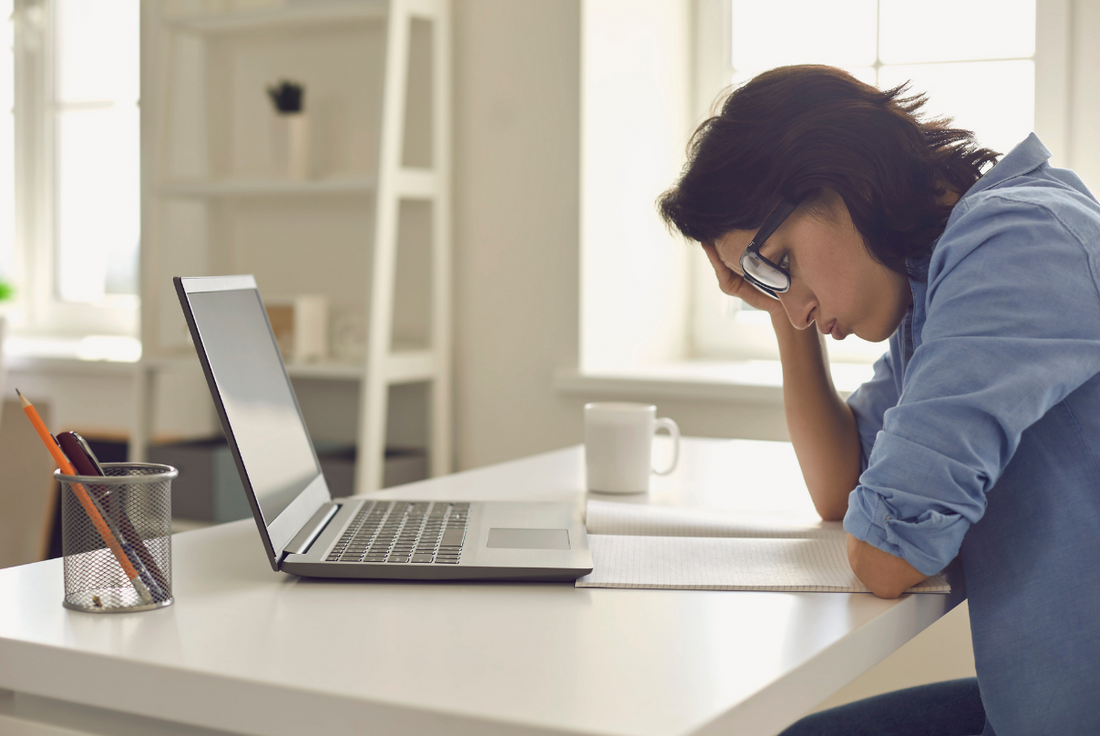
[57,431,105,476]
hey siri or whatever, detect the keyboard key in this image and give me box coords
[434,557,460,564]
[386,556,409,563]
[440,529,465,547]
[411,554,434,563]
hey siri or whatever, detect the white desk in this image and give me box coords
[0,438,963,736]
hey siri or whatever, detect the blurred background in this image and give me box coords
[0,0,1097,710]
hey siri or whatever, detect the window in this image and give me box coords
[1,2,14,287]
[692,0,1046,364]
[6,0,140,339]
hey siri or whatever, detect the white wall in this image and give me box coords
[450,0,585,469]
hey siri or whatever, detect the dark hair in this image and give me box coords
[657,65,1000,277]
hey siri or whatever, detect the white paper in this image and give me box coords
[579,502,951,594]
[586,499,843,539]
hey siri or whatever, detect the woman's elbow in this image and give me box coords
[812,497,848,522]
[846,534,927,598]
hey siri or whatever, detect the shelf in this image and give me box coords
[167,2,388,34]
[385,349,435,383]
[395,168,438,198]
[159,176,377,198]
[141,350,435,384]
[284,361,364,380]
[5,335,142,368]
[143,0,453,492]
[283,349,435,383]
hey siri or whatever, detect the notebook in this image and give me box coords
[174,275,593,581]
[576,500,951,593]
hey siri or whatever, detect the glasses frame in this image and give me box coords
[739,194,807,299]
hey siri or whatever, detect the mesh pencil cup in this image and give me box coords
[56,463,177,613]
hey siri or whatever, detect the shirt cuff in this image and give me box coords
[844,488,895,553]
[844,486,965,576]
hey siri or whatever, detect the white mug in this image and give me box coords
[584,403,680,493]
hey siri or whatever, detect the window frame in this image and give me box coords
[11,0,138,339]
[688,0,1069,365]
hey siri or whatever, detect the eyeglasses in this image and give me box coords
[739,195,805,299]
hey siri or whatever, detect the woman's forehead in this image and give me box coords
[713,229,756,270]
[716,227,759,253]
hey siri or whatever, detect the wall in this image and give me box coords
[450,0,585,469]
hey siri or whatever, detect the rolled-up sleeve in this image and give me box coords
[844,192,1100,575]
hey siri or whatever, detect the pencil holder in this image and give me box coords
[56,463,178,613]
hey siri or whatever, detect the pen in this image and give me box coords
[17,389,157,605]
[57,431,170,597]
[57,431,104,476]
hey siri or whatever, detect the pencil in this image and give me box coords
[17,389,156,605]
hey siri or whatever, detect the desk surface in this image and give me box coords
[0,438,962,736]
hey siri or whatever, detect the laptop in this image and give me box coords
[174,275,593,581]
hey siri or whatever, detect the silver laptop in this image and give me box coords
[174,275,592,581]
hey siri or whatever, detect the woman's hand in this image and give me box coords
[701,243,785,317]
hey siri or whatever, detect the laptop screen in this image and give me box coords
[184,285,321,525]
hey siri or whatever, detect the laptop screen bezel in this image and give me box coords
[174,275,332,571]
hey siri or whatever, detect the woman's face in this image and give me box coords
[713,190,912,343]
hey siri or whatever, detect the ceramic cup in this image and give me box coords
[584,402,680,493]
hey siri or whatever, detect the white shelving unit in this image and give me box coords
[136,0,452,493]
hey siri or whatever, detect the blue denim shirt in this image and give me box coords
[844,134,1100,735]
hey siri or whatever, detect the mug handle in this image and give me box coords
[652,417,680,476]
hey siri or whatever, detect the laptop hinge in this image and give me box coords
[283,502,340,557]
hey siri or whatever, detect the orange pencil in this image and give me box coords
[17,389,154,605]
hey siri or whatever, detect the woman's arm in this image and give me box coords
[847,534,928,598]
[773,314,862,520]
[701,244,862,520]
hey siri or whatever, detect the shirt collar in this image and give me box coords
[964,133,1051,199]
[916,134,1051,275]
[904,134,1049,328]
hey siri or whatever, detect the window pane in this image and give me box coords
[55,0,139,103]
[55,105,140,302]
[879,0,1035,64]
[731,0,877,71]
[878,60,1034,156]
[53,0,140,302]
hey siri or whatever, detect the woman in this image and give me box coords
[658,65,1100,735]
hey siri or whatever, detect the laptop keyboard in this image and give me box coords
[326,501,469,564]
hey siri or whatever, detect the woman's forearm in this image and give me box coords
[773,313,862,521]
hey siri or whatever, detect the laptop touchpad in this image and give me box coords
[486,528,570,550]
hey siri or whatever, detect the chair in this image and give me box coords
[0,397,58,568]
[0,315,59,568]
